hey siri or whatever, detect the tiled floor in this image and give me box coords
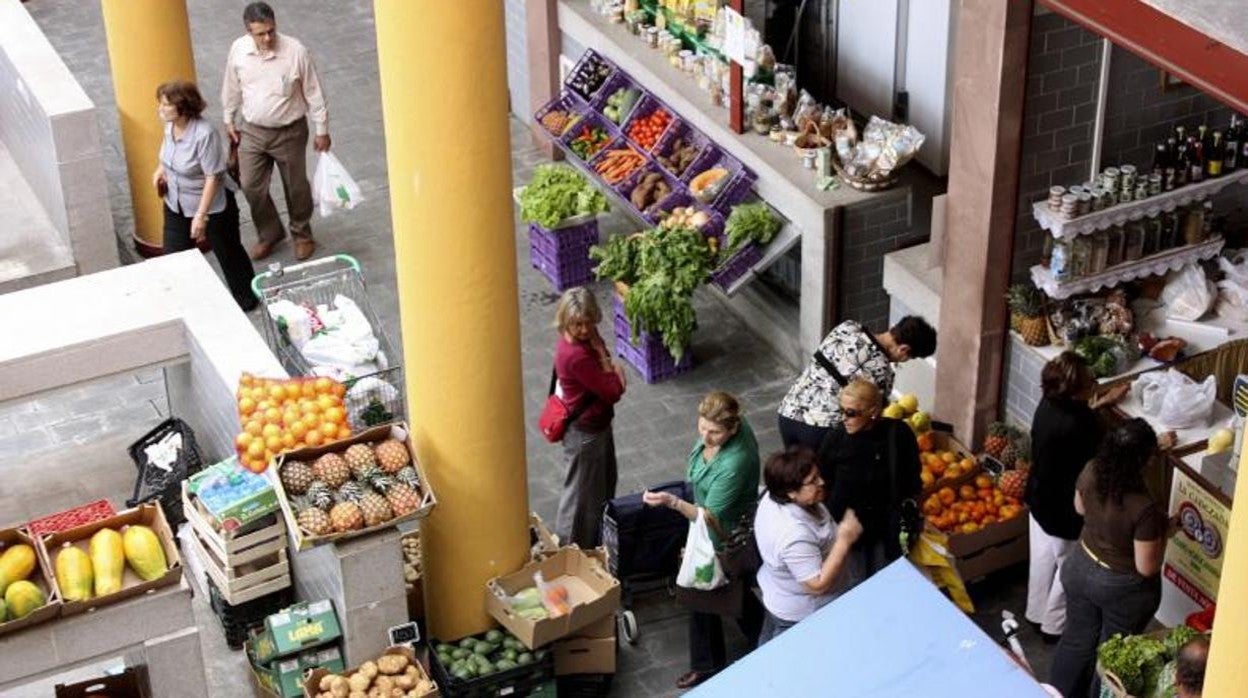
[7,0,1055,694]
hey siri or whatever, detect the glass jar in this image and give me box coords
[1041,235,1054,268]
[1090,231,1109,273]
[1142,215,1163,256]
[1071,236,1091,277]
[1106,226,1125,267]
[1051,240,1072,281]
[1182,205,1206,245]
[1124,222,1145,261]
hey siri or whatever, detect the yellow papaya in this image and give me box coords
[55,546,94,601]
[89,529,125,596]
[122,526,167,581]
[4,579,45,619]
[0,597,7,622]
[0,543,37,596]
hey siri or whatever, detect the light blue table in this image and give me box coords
[691,560,1052,697]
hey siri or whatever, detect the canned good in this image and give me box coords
[1048,186,1067,211]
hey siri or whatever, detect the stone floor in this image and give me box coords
[5,0,1053,695]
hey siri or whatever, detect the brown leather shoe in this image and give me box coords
[249,240,279,261]
[294,238,316,261]
[675,670,717,689]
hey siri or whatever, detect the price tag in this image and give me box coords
[722,7,747,65]
[388,621,421,649]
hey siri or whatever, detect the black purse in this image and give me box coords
[718,496,763,580]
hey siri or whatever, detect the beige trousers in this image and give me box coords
[238,118,314,244]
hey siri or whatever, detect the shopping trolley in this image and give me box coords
[601,479,693,644]
[251,254,405,428]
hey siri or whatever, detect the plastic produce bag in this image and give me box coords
[1135,368,1216,430]
[1216,253,1248,322]
[298,295,381,374]
[907,529,974,613]
[1160,264,1215,321]
[676,508,727,590]
[312,152,363,217]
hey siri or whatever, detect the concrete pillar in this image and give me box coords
[526,0,561,157]
[933,0,1032,445]
[1205,445,1248,693]
[100,0,196,257]
[373,0,530,640]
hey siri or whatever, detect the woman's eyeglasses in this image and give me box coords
[842,407,867,419]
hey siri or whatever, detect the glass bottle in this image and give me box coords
[1182,204,1205,245]
[1141,215,1162,257]
[1041,235,1054,268]
[1124,222,1144,261]
[1106,226,1124,267]
[1090,230,1109,273]
[1071,236,1091,277]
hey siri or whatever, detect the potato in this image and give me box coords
[375,676,394,693]
[377,653,409,675]
[349,692,366,698]
[395,674,414,690]
[330,676,351,698]
[368,689,383,698]
[348,672,372,693]
[359,660,379,680]
[321,675,336,691]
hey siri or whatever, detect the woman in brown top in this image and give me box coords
[1049,418,1176,697]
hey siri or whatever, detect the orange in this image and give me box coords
[317,394,337,411]
[301,381,317,398]
[265,435,283,452]
[289,421,309,439]
[916,432,934,453]
[236,432,253,450]
[261,423,281,438]
[961,522,980,535]
[937,487,956,506]
[319,422,338,439]
[245,419,264,437]
[920,470,935,487]
[940,451,956,464]
[336,425,352,440]
[267,385,285,401]
[974,474,993,489]
[246,441,265,459]
[930,460,947,477]
[240,373,254,387]
[301,399,321,415]
[264,407,282,424]
[238,397,257,415]
[281,433,297,449]
[945,464,962,480]
[305,430,324,447]
[960,457,976,471]
[959,485,977,502]
[331,382,346,398]
[324,406,345,425]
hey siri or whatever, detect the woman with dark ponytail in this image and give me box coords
[1049,418,1177,697]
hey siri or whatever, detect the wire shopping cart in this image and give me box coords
[251,254,405,429]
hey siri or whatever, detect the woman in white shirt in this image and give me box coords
[754,446,863,644]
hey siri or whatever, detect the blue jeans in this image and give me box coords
[1048,545,1161,698]
[757,608,798,646]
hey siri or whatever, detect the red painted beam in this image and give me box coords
[1041,0,1248,115]
[729,0,745,133]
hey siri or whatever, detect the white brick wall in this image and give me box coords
[505,0,530,123]
[1004,334,1044,428]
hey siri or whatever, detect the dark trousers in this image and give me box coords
[163,191,257,311]
[778,414,831,452]
[555,423,618,549]
[1049,546,1162,698]
[689,586,764,672]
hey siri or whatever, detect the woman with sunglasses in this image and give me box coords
[754,447,862,644]
[816,378,922,586]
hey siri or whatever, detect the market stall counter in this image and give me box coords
[557,0,922,366]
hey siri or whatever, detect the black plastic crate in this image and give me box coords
[556,673,614,697]
[206,575,294,651]
[126,417,204,526]
[428,639,555,698]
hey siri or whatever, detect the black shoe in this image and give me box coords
[676,670,718,689]
[237,296,260,313]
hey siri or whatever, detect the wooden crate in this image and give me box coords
[182,481,287,565]
[186,526,290,606]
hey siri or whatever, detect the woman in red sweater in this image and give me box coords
[553,287,626,548]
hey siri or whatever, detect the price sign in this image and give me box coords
[388,621,421,649]
[722,6,747,65]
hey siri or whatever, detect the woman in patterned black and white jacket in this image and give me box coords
[776,316,937,451]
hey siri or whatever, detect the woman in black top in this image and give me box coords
[817,378,921,586]
[1024,352,1127,640]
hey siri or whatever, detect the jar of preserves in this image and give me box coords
[1071,236,1091,277]
[1124,222,1144,261]
[1090,231,1109,273]
[1106,226,1125,267]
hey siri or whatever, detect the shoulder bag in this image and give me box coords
[537,366,596,443]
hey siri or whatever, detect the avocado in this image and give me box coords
[485,629,504,643]
[452,648,470,660]
[517,652,534,665]
[496,659,518,671]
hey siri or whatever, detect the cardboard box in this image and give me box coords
[529,512,560,561]
[486,547,621,649]
[187,457,279,532]
[554,610,616,676]
[946,511,1029,582]
[271,423,437,551]
[254,599,343,665]
[249,637,346,698]
[302,645,437,698]
[0,526,62,637]
[37,503,183,617]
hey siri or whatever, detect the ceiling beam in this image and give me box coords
[1041,0,1248,115]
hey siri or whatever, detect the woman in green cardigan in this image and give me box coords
[643,391,763,689]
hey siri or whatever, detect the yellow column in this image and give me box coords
[373,1,529,639]
[1205,445,1248,693]
[100,0,196,257]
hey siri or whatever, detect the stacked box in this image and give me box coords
[612,294,692,384]
[207,574,295,650]
[247,600,346,698]
[528,220,599,292]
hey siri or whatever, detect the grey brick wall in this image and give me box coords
[839,195,922,331]
[1004,334,1043,429]
[1012,13,1104,281]
[505,0,530,123]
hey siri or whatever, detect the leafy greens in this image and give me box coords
[519,164,608,228]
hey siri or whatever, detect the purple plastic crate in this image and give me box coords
[681,145,727,184]
[530,240,595,292]
[645,191,694,225]
[713,170,758,212]
[528,220,599,248]
[564,49,617,102]
[587,140,646,194]
[710,243,764,291]
[620,94,677,153]
[561,112,616,161]
[618,166,680,221]
[612,312,693,384]
[533,93,587,140]
[653,123,711,180]
[590,73,645,129]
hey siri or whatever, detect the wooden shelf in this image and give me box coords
[1032,169,1248,240]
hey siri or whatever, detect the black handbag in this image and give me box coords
[718,496,763,580]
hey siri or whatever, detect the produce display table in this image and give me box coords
[691,560,1051,696]
[0,578,208,697]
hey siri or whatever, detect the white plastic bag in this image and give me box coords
[1160,264,1215,321]
[1216,253,1248,322]
[298,294,381,374]
[676,509,727,590]
[1135,369,1216,430]
[312,152,363,217]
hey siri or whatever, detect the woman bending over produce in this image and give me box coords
[551,288,626,548]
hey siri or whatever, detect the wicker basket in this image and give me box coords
[793,122,831,159]
[832,157,900,192]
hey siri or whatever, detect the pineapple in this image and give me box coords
[1007,283,1049,347]
[381,481,423,516]
[313,453,351,489]
[337,480,364,503]
[344,443,377,479]
[374,438,410,474]
[279,460,316,495]
[358,490,394,527]
[306,481,334,511]
[329,501,364,532]
[396,465,421,491]
[999,466,1030,500]
[297,505,333,536]
[983,422,1011,460]
[999,441,1020,468]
